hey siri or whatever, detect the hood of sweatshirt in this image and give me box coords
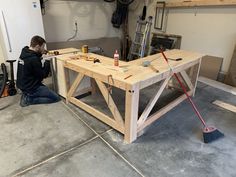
[19,46,42,60]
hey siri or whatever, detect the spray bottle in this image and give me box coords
[114,50,119,66]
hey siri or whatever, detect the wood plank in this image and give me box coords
[63,50,203,90]
[95,80,125,126]
[90,78,96,94]
[54,52,91,98]
[69,97,125,133]
[128,49,200,65]
[67,73,84,99]
[213,100,236,113]
[198,76,236,95]
[64,67,70,104]
[193,61,201,96]
[158,0,236,8]
[49,47,79,55]
[56,59,68,97]
[188,61,201,96]
[180,70,194,90]
[74,87,92,97]
[64,61,128,90]
[44,48,79,60]
[124,85,140,143]
[137,58,201,89]
[137,77,171,127]
[138,91,193,132]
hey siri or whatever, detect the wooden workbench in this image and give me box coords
[61,49,203,143]
[44,48,89,97]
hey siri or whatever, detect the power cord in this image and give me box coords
[67,22,78,41]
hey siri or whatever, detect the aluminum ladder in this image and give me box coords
[128,16,153,61]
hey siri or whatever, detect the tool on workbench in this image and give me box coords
[142,61,159,72]
[124,74,133,80]
[149,65,159,73]
[82,45,88,53]
[93,59,101,63]
[160,49,224,143]
[142,61,151,67]
[142,54,163,67]
[128,16,153,61]
[168,58,182,61]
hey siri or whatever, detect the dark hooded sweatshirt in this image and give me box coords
[16,46,50,93]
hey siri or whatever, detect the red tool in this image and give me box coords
[160,50,224,143]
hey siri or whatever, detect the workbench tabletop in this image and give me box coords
[60,49,204,90]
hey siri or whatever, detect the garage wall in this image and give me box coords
[0,27,6,63]
[129,0,236,73]
[42,0,120,43]
[0,43,4,63]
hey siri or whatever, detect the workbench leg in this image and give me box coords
[50,57,58,92]
[189,60,201,96]
[124,86,139,143]
[64,68,70,104]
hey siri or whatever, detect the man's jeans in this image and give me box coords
[25,85,61,105]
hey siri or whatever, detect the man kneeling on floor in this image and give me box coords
[17,35,60,107]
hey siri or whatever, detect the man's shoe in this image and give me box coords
[20,94,29,107]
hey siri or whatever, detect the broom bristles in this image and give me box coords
[203,127,224,143]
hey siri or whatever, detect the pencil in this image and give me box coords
[124,75,133,80]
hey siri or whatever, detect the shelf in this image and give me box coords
[152,32,182,39]
[157,0,236,8]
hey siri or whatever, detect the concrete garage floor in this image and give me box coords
[0,82,236,177]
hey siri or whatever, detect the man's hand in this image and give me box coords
[42,50,48,55]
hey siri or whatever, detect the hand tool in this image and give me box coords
[167,58,182,61]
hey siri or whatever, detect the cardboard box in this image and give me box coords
[225,45,236,87]
[199,55,223,80]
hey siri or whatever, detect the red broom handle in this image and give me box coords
[160,50,207,127]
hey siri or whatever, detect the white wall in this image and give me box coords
[129,0,236,73]
[0,43,4,63]
[42,0,121,43]
[0,17,6,64]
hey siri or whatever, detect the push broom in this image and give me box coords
[160,50,224,143]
